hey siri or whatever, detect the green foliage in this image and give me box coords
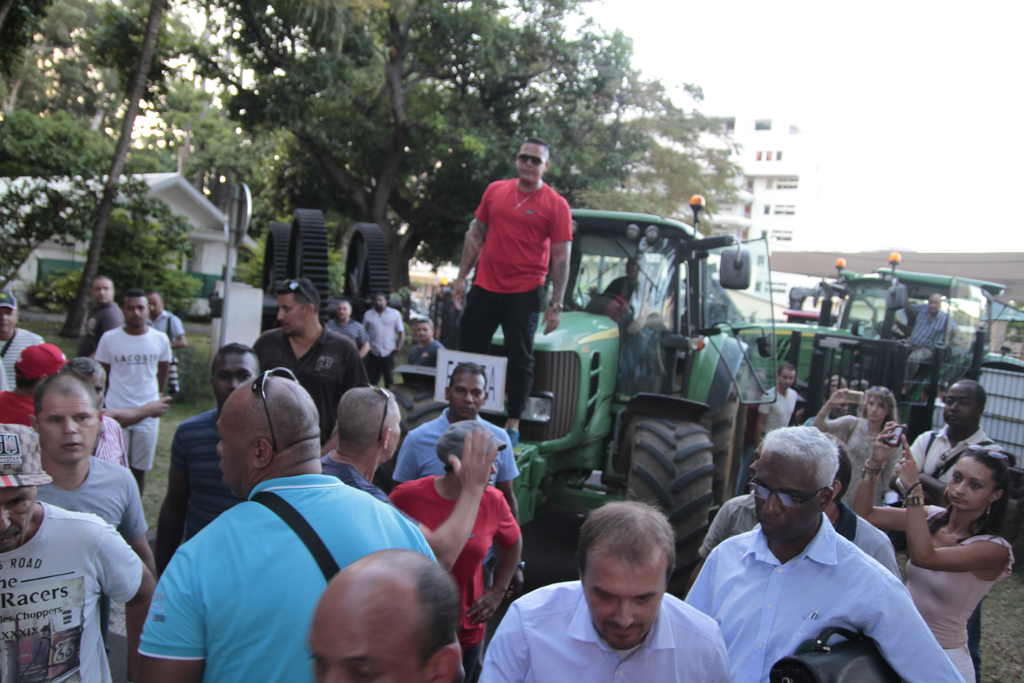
[0,110,115,177]
[28,269,81,312]
[172,344,213,405]
[0,176,96,286]
[96,178,201,313]
[0,0,53,76]
[232,232,265,289]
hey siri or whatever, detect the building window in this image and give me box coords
[766,151,774,161]
[772,229,793,242]
[722,117,735,133]
[755,151,762,161]
[755,119,772,131]
[776,150,783,161]
[763,205,771,215]
[775,177,799,190]
[774,205,796,216]
[756,254,766,266]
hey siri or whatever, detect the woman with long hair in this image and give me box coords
[814,385,898,503]
[854,434,1014,683]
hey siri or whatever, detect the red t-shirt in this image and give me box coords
[390,476,521,648]
[474,179,572,294]
[0,392,33,426]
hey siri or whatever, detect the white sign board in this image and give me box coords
[434,349,508,414]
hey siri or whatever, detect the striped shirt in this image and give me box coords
[94,414,129,468]
[0,328,44,391]
[909,304,950,348]
[170,409,242,538]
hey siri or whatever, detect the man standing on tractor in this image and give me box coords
[453,138,573,445]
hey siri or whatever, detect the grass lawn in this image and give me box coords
[16,316,1024,682]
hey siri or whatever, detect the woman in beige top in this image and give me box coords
[855,434,1014,683]
[813,385,897,504]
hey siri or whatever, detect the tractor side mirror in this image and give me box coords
[719,247,751,290]
[886,282,908,310]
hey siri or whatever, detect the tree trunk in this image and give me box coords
[0,0,16,35]
[61,0,167,338]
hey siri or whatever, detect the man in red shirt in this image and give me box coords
[390,420,522,682]
[454,138,573,442]
[0,343,66,426]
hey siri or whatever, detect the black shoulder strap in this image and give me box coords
[1,331,15,358]
[252,491,340,581]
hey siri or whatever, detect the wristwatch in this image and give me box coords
[547,302,563,312]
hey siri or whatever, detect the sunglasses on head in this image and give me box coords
[517,153,544,166]
[369,385,393,442]
[252,367,299,452]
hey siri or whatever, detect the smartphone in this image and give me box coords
[884,425,905,447]
[843,389,865,405]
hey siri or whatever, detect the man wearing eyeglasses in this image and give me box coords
[254,278,367,446]
[0,422,155,683]
[453,138,573,443]
[140,372,433,683]
[686,426,963,683]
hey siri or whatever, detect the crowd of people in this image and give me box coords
[0,136,1016,683]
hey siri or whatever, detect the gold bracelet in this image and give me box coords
[904,495,924,507]
[861,466,883,479]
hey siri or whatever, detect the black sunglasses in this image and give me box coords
[369,385,393,441]
[252,367,299,452]
[749,480,829,508]
[517,153,543,166]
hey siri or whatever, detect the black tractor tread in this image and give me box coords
[345,223,392,300]
[625,417,715,576]
[262,221,293,290]
[288,209,331,307]
[669,463,716,495]
[674,440,714,465]
[632,436,676,479]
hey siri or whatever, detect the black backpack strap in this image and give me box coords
[252,491,340,581]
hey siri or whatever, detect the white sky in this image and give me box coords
[586,0,1024,252]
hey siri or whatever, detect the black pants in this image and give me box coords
[461,641,482,683]
[366,352,395,387]
[460,286,542,420]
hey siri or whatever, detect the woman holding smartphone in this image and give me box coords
[813,385,898,503]
[854,430,1014,683]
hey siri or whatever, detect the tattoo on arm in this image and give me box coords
[457,219,487,279]
[549,242,571,305]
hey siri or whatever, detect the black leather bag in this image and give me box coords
[769,627,901,683]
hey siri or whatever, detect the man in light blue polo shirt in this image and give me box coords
[394,361,518,516]
[139,370,433,683]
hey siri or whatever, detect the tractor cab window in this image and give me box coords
[570,232,678,394]
[841,281,890,338]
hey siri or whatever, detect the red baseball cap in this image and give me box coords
[15,343,67,381]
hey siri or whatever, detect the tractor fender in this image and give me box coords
[688,334,744,414]
[616,392,709,446]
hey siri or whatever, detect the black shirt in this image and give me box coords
[77,302,124,357]
[253,327,367,444]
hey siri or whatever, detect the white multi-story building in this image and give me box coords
[708,115,824,310]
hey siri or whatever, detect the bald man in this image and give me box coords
[139,371,434,683]
[310,550,462,683]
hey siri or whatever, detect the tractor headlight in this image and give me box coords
[521,393,553,423]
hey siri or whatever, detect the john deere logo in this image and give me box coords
[0,433,22,465]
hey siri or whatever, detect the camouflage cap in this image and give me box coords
[0,424,51,487]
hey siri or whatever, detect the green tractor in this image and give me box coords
[393,209,777,572]
[774,254,1024,438]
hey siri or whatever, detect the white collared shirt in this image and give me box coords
[910,425,992,482]
[686,516,964,683]
[481,580,729,683]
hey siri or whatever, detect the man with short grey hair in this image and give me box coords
[481,501,729,682]
[323,387,499,570]
[687,426,963,682]
[0,289,44,391]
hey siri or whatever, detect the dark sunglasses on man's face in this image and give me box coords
[749,480,827,508]
[517,153,544,166]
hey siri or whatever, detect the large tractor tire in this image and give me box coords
[344,223,392,303]
[625,417,715,574]
[260,221,294,331]
[708,390,742,502]
[287,209,331,311]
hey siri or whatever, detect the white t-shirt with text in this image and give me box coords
[0,503,143,683]
[95,327,171,409]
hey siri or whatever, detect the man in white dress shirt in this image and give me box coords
[687,426,964,683]
[481,501,729,683]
